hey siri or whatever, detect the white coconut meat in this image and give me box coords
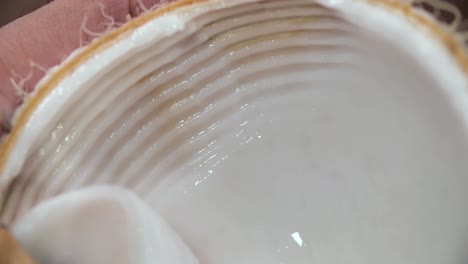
[1,0,468,263]
[12,186,199,264]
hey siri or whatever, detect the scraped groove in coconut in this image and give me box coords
[14,3,342,218]
[1,0,468,263]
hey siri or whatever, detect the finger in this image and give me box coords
[0,0,167,133]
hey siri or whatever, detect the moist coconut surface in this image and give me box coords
[1,0,468,263]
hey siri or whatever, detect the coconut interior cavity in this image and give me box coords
[2,0,468,263]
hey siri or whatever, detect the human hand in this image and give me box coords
[0,0,170,135]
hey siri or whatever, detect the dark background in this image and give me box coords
[0,0,467,28]
[0,0,49,27]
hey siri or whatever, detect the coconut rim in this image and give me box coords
[0,0,467,206]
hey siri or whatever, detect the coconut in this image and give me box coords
[1,0,468,263]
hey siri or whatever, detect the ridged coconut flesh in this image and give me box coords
[1,0,468,263]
